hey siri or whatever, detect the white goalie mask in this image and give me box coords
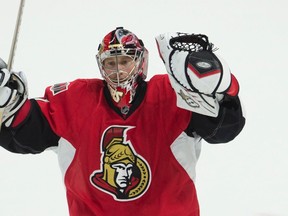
[96,27,148,112]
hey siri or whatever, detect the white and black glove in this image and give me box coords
[0,58,28,127]
[156,32,239,117]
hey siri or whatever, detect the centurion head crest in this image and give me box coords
[90,126,151,201]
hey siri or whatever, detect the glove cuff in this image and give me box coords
[226,74,239,97]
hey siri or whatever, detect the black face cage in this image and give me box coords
[169,33,217,52]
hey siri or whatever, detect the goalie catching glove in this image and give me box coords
[0,58,28,127]
[155,32,239,117]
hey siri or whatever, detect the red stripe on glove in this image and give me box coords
[226,74,239,97]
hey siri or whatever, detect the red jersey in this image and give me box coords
[36,74,200,216]
[0,74,245,216]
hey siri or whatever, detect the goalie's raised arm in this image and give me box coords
[155,32,239,117]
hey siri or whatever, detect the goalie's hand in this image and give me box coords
[0,58,28,127]
[156,32,239,97]
[155,33,239,117]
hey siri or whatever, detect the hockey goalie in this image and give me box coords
[0,27,245,216]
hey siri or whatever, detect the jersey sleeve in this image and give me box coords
[0,99,60,154]
[187,94,245,143]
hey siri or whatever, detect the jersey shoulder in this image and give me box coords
[147,74,173,94]
[148,74,169,82]
[46,79,104,95]
[37,78,105,114]
[46,78,104,96]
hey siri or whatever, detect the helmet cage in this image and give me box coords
[96,46,145,88]
[95,27,148,108]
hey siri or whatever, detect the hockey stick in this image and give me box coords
[0,0,26,129]
[8,0,26,71]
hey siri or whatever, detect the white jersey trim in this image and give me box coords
[170,132,202,181]
[55,137,76,180]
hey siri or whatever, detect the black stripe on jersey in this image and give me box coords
[0,99,60,154]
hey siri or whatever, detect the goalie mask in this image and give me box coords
[96,27,148,114]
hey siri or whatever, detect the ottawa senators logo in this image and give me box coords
[90,126,151,201]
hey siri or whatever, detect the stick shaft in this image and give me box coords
[7,0,26,71]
